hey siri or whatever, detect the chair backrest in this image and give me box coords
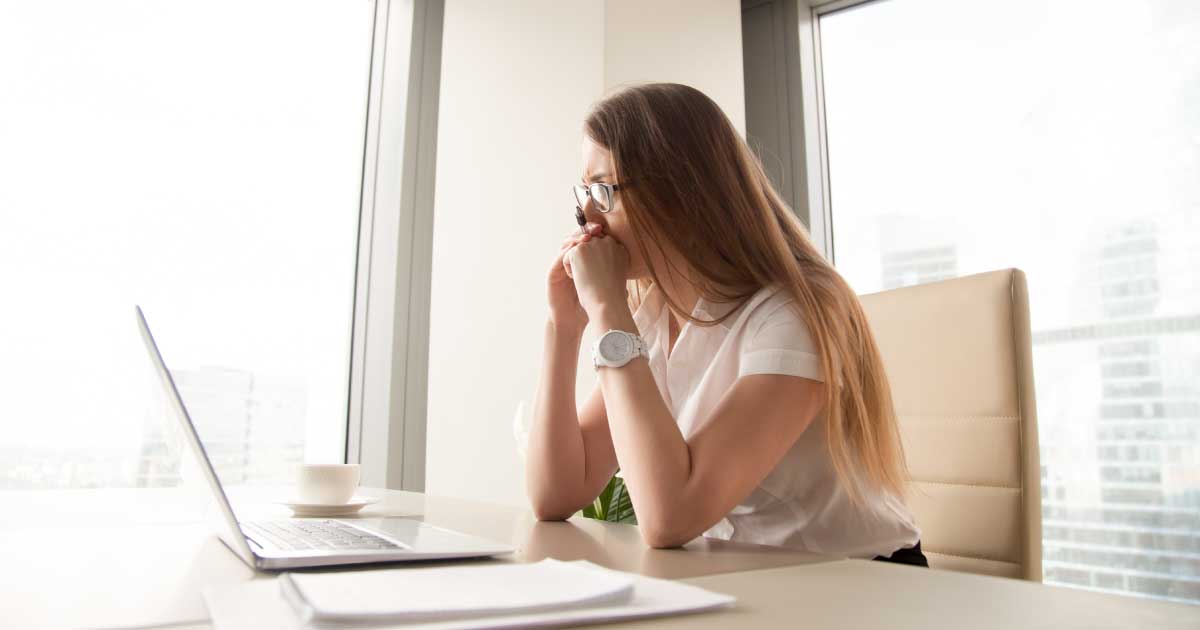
[859,269,1042,581]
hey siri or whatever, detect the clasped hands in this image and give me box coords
[547,222,631,333]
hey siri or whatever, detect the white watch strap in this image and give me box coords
[633,334,649,359]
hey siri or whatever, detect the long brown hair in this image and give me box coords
[585,83,907,501]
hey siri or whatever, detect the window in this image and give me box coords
[0,1,376,488]
[817,0,1200,605]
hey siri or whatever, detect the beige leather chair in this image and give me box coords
[860,269,1042,581]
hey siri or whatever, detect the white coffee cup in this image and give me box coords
[296,463,360,504]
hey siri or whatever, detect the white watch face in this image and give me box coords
[599,332,634,362]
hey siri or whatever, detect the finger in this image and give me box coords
[553,242,578,268]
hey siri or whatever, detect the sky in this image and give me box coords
[0,0,375,461]
[822,0,1199,331]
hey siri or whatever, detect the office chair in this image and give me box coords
[860,269,1042,581]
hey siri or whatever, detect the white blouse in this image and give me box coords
[631,283,920,558]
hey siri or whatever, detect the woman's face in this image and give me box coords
[580,136,652,279]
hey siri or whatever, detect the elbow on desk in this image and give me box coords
[525,478,576,522]
[530,504,576,522]
[637,515,693,550]
[526,491,578,522]
[642,531,686,550]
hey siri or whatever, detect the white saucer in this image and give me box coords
[274,496,380,517]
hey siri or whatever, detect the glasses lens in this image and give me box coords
[572,185,589,209]
[590,183,611,212]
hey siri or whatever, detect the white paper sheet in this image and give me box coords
[279,559,635,625]
[204,560,735,630]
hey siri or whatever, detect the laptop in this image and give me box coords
[135,306,513,570]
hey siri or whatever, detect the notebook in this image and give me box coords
[204,559,736,630]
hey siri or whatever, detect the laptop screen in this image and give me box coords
[135,306,257,563]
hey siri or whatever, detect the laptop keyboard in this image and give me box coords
[241,519,403,552]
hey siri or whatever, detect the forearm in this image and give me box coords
[526,320,589,518]
[593,306,695,541]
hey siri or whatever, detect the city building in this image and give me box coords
[135,367,306,488]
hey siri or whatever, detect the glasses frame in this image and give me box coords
[572,182,622,214]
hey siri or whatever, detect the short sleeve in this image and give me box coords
[738,300,824,382]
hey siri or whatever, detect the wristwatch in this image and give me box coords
[592,329,649,370]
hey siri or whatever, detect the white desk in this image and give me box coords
[2,487,1195,629]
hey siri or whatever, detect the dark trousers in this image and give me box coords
[873,540,929,567]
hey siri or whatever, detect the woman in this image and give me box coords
[525,83,925,566]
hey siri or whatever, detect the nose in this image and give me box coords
[580,199,608,230]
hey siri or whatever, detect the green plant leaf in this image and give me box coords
[581,474,637,524]
[608,476,637,524]
[582,474,614,520]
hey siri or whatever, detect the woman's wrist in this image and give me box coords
[546,317,586,341]
[592,301,637,335]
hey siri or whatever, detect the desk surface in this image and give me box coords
[1,487,1195,629]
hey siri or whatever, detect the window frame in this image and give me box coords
[346,0,445,491]
[742,0,876,260]
[800,0,880,261]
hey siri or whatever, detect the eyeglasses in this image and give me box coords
[572,182,622,214]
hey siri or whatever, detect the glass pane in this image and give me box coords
[0,1,375,489]
[820,0,1200,604]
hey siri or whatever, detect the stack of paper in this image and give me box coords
[280,560,635,626]
[204,559,735,629]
